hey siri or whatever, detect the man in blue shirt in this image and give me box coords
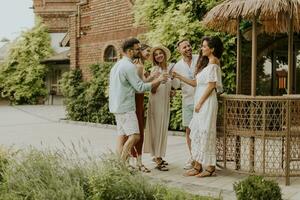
[109,38,167,162]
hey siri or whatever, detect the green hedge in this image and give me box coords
[60,62,184,130]
[60,63,115,124]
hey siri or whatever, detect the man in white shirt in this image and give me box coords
[109,38,167,162]
[173,39,199,169]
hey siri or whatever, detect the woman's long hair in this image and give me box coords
[152,48,167,69]
[194,36,224,76]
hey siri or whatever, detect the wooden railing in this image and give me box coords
[216,94,300,185]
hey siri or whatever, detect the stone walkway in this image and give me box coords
[0,105,299,200]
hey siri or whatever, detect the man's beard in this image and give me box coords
[133,54,141,59]
[184,51,192,58]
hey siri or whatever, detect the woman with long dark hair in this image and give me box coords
[172,36,224,177]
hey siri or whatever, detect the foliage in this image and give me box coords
[0,148,218,200]
[0,147,11,183]
[134,0,236,93]
[0,149,85,200]
[60,63,115,124]
[233,175,282,200]
[169,90,184,130]
[0,19,53,104]
[61,63,185,130]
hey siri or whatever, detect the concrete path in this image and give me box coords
[0,105,299,200]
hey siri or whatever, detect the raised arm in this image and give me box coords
[172,71,197,87]
[125,65,167,93]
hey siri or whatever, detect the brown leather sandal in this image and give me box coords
[152,157,169,165]
[195,168,216,177]
[138,164,151,173]
[183,167,201,176]
[155,164,169,171]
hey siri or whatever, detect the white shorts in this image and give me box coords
[182,104,194,127]
[114,111,140,136]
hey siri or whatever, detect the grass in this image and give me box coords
[0,146,219,200]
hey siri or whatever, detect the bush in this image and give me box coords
[0,19,52,104]
[60,62,185,130]
[0,148,218,200]
[0,149,86,200]
[0,146,10,183]
[233,175,282,200]
[60,63,115,124]
[169,90,183,131]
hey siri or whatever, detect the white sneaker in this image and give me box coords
[183,158,194,170]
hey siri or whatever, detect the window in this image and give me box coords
[104,45,118,62]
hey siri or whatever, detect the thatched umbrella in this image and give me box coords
[202,0,244,34]
[203,0,300,34]
[202,0,300,95]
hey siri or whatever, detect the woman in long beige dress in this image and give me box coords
[144,45,178,171]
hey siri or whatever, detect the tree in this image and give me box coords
[133,0,236,93]
[0,19,53,104]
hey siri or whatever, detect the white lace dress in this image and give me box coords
[189,63,223,166]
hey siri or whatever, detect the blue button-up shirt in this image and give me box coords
[109,56,151,114]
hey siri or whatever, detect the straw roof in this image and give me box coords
[202,0,300,34]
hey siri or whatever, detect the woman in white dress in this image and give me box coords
[144,45,177,171]
[172,36,223,177]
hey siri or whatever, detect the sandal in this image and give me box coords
[183,167,202,176]
[161,159,168,165]
[195,168,216,177]
[138,164,151,173]
[155,164,169,171]
[152,157,169,165]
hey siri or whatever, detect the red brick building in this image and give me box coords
[33,0,146,80]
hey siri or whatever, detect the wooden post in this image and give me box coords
[236,17,242,94]
[235,17,242,170]
[286,100,291,185]
[288,8,294,94]
[251,16,257,96]
[262,101,266,174]
[250,16,257,173]
[286,2,293,185]
[224,99,227,168]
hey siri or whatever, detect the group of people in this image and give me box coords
[108,35,224,177]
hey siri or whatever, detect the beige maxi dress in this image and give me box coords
[144,64,178,158]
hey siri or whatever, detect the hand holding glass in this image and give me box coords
[171,71,180,79]
[159,70,169,83]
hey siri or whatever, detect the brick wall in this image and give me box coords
[33,0,146,80]
[33,0,79,33]
[69,0,146,80]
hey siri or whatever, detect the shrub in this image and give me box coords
[0,148,218,200]
[85,153,217,200]
[0,19,52,104]
[60,63,115,124]
[60,63,186,130]
[0,149,86,200]
[0,146,10,183]
[233,175,282,200]
[169,90,183,131]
